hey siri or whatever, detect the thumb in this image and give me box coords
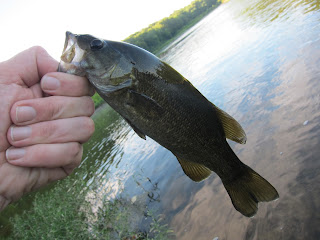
[2,46,59,87]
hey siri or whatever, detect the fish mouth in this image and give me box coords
[58,31,86,76]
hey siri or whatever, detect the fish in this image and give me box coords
[58,31,279,217]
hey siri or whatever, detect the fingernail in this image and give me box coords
[16,106,36,123]
[10,126,31,141]
[41,76,60,90]
[6,148,25,161]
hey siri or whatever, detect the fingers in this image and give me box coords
[2,46,58,87]
[3,46,95,95]
[7,117,95,147]
[10,96,94,126]
[5,142,83,169]
[41,72,95,97]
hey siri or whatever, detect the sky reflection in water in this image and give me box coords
[84,0,320,239]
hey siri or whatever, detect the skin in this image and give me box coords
[0,46,95,211]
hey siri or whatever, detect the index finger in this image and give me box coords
[1,46,58,87]
[41,72,95,97]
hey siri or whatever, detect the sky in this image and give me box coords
[0,0,194,62]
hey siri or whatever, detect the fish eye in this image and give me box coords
[90,39,104,50]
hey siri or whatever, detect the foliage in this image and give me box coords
[7,177,173,240]
[92,92,105,109]
[4,1,231,238]
[90,0,225,107]
[124,0,221,53]
[8,179,91,239]
[148,212,174,240]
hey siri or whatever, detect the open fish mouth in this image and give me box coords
[58,31,86,76]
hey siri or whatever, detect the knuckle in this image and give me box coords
[47,98,64,120]
[87,97,95,116]
[66,142,83,168]
[29,46,48,59]
[81,117,95,142]
[86,118,95,135]
[69,142,83,159]
[38,122,56,138]
[82,96,95,116]
[0,135,9,152]
[30,46,46,54]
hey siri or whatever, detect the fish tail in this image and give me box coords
[222,165,279,217]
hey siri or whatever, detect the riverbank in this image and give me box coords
[92,1,223,109]
[153,7,219,56]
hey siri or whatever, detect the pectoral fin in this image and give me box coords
[124,117,146,140]
[213,104,247,144]
[177,157,212,182]
[126,90,164,120]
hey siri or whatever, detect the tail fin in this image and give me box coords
[222,166,279,217]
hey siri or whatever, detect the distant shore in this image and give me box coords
[93,0,226,108]
[124,0,222,54]
[154,7,218,56]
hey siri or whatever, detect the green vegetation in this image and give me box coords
[2,105,173,239]
[92,92,105,109]
[6,177,173,239]
[124,0,221,54]
[92,0,223,108]
[1,0,230,238]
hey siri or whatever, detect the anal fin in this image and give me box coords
[177,157,212,182]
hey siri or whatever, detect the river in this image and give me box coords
[4,0,320,239]
[87,0,320,239]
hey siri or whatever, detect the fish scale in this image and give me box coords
[58,31,279,217]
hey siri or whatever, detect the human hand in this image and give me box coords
[0,46,95,211]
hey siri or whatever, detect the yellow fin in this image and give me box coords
[213,104,247,144]
[177,158,212,182]
[222,166,279,217]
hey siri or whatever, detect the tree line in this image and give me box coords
[92,0,223,108]
[124,0,221,54]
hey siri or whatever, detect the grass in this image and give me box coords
[5,4,234,237]
[92,92,105,109]
[7,176,173,240]
[8,182,90,239]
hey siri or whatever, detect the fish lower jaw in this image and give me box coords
[58,61,86,76]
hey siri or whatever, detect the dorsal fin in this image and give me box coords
[177,157,212,182]
[213,104,247,144]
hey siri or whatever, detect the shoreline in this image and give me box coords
[93,4,222,109]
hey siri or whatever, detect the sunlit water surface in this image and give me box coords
[82,0,320,239]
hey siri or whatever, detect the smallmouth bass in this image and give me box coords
[58,32,279,217]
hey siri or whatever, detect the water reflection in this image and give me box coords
[66,0,320,238]
[156,0,320,239]
[240,0,320,24]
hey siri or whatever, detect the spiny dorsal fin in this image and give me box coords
[213,104,247,144]
[177,158,212,182]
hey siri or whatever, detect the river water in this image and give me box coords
[83,0,320,239]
